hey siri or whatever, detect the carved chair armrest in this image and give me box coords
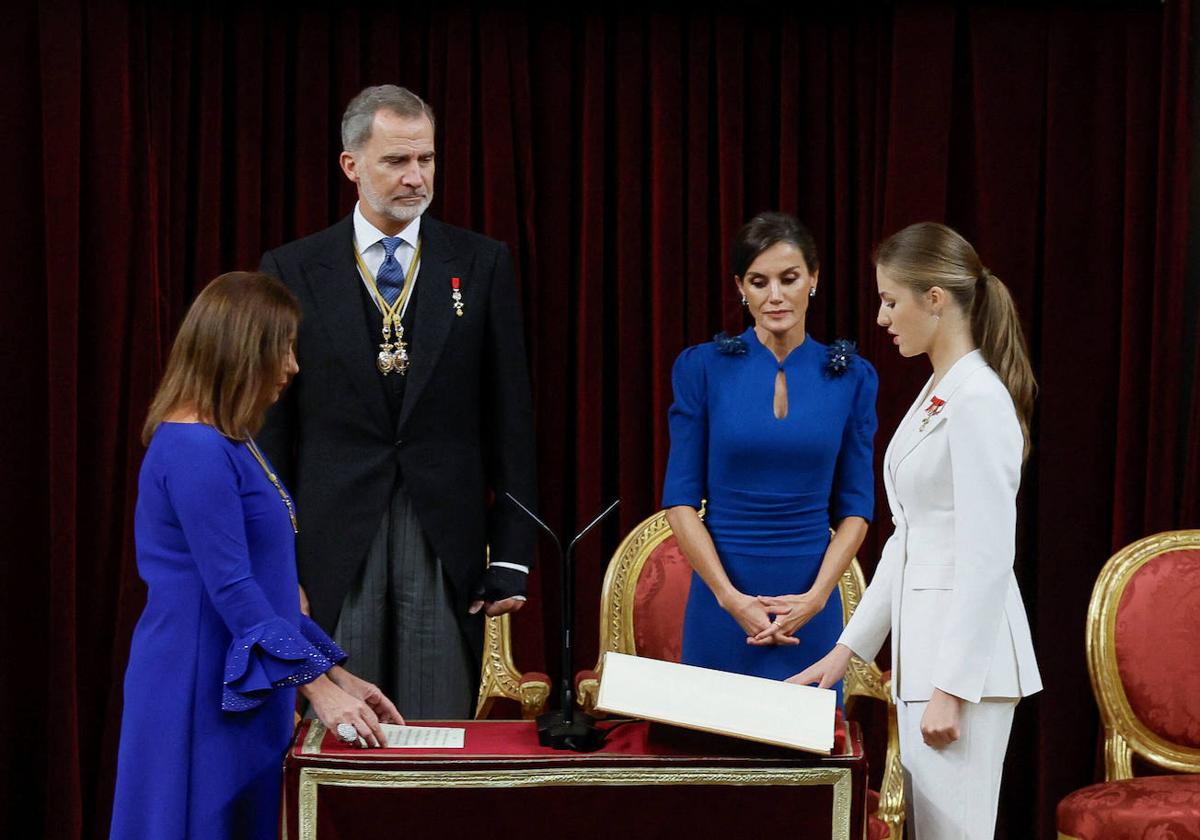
[517,672,551,719]
[476,613,550,720]
[847,656,891,702]
[575,669,601,715]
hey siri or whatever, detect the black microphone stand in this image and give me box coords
[506,493,619,752]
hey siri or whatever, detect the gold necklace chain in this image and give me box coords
[244,438,299,534]
[353,237,423,376]
[354,237,422,318]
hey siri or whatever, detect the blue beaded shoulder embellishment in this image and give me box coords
[825,339,857,377]
[713,332,748,355]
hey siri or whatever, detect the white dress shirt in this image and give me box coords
[352,203,421,315]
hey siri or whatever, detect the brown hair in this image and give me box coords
[142,272,301,444]
[874,222,1037,460]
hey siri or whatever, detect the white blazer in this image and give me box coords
[839,350,1042,703]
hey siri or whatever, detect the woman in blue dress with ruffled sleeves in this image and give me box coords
[110,272,402,840]
[663,213,878,701]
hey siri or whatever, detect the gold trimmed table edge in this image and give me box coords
[296,764,853,840]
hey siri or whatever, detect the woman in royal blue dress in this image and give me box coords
[663,213,877,699]
[111,272,403,840]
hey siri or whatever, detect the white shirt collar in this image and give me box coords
[353,202,422,252]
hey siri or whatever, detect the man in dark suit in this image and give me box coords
[258,85,537,719]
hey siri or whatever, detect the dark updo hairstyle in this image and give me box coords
[730,212,819,278]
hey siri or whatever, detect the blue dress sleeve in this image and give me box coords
[299,614,347,664]
[164,436,347,712]
[830,357,878,523]
[661,346,708,509]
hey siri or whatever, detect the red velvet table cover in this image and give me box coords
[283,717,868,840]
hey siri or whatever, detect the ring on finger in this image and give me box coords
[336,723,358,743]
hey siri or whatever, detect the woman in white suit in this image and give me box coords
[789,222,1042,839]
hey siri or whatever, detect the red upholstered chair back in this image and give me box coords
[1115,548,1200,747]
[1088,531,1200,778]
[629,535,692,663]
[575,511,693,711]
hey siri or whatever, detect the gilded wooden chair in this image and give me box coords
[576,509,905,839]
[1056,530,1200,839]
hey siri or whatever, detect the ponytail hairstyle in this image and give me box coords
[874,222,1036,460]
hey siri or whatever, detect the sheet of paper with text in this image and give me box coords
[379,724,466,749]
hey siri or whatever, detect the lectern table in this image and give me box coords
[283,717,869,840]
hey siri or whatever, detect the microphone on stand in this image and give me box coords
[505,493,619,752]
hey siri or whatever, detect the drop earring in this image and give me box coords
[809,287,817,298]
[741,296,748,306]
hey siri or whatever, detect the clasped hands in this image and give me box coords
[721,589,826,646]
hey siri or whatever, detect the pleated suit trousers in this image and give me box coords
[330,482,476,720]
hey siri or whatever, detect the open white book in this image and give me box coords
[594,651,836,754]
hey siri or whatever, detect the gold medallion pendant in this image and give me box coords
[391,329,410,375]
[355,237,423,378]
[377,344,395,374]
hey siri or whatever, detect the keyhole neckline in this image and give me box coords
[745,326,812,366]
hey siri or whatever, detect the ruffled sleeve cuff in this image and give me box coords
[221,617,345,712]
[298,614,348,665]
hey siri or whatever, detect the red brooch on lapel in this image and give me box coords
[918,395,945,432]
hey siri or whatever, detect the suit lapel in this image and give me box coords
[304,217,392,435]
[397,216,460,434]
[885,380,932,483]
[891,351,988,472]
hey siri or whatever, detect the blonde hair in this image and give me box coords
[142,272,300,444]
[875,222,1037,460]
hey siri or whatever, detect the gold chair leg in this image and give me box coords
[875,701,906,840]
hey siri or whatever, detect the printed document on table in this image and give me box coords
[379,724,466,748]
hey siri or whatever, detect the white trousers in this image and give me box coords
[896,698,1017,840]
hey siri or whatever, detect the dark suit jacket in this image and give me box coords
[258,214,537,659]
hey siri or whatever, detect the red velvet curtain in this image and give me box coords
[3,3,1194,838]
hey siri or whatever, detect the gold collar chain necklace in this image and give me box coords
[353,237,423,376]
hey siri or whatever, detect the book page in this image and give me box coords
[595,652,835,754]
[379,724,466,749]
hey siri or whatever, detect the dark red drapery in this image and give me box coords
[2,2,1195,837]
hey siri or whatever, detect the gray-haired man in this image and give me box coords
[259,85,537,718]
